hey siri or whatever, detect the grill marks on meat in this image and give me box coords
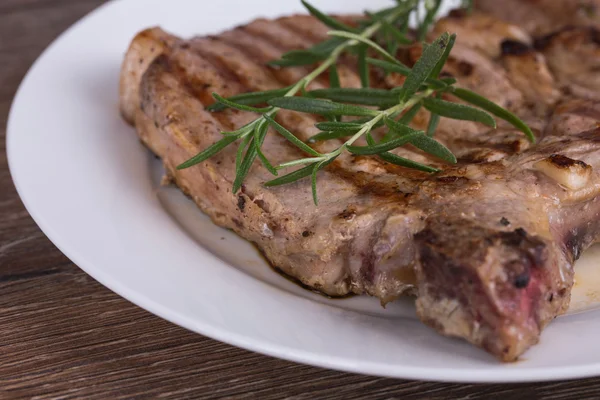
[125,23,431,301]
[218,30,325,90]
[120,11,600,361]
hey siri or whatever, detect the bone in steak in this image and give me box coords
[119,8,600,361]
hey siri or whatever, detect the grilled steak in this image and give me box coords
[119,9,600,361]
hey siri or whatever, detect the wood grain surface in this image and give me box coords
[1,1,600,399]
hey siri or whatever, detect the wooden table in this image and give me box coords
[1,1,599,398]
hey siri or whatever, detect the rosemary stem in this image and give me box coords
[270,6,416,171]
[278,156,328,169]
[276,87,437,171]
[342,88,435,148]
[265,4,412,121]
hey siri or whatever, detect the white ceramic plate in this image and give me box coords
[7,0,600,383]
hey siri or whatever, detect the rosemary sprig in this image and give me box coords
[177,0,533,205]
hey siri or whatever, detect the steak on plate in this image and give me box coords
[119,9,600,361]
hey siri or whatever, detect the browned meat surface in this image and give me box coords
[535,27,600,101]
[475,0,600,36]
[119,10,600,361]
[433,10,532,58]
[474,1,600,102]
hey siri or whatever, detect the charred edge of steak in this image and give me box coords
[500,39,534,56]
[564,220,600,263]
[565,230,586,262]
[237,195,246,212]
[415,219,549,361]
[547,154,590,169]
[533,26,600,49]
[447,8,468,19]
[533,26,578,49]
